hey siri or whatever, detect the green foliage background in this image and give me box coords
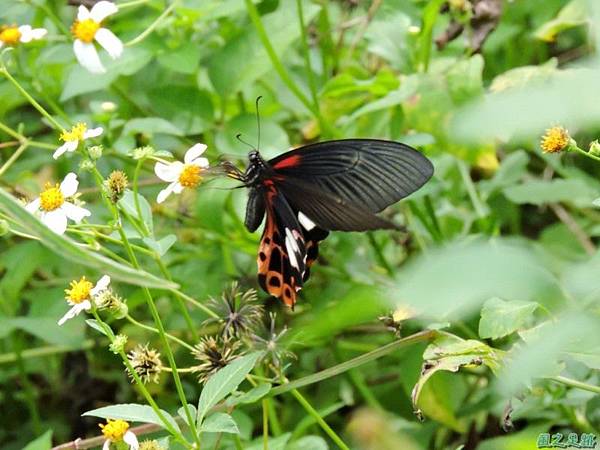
[1,0,600,449]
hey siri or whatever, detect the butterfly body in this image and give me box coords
[227,139,433,307]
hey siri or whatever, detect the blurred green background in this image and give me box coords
[2,0,600,449]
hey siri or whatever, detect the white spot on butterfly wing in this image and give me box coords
[285,228,301,270]
[298,212,316,230]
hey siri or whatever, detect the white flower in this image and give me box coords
[57,275,110,326]
[71,1,123,74]
[26,172,91,234]
[53,122,103,159]
[100,419,138,450]
[154,143,209,203]
[0,25,47,48]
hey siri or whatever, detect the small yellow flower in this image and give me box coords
[71,19,101,43]
[58,275,110,326]
[65,277,93,303]
[100,419,139,450]
[541,126,571,153]
[54,123,103,159]
[39,183,64,212]
[0,24,46,48]
[154,143,209,203]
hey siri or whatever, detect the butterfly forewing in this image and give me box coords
[270,139,433,213]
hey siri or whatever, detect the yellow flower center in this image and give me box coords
[541,126,570,153]
[178,164,202,188]
[71,19,100,43]
[99,419,130,442]
[39,183,64,211]
[65,277,93,303]
[60,122,87,142]
[0,26,21,45]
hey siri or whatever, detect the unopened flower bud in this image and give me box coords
[109,334,128,354]
[589,140,600,157]
[79,159,95,172]
[88,145,103,160]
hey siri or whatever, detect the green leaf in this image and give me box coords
[83,403,180,433]
[207,1,320,95]
[479,297,538,340]
[446,54,484,105]
[143,235,177,257]
[122,118,184,137]
[85,319,111,337]
[412,333,503,419]
[490,59,558,92]
[503,179,598,207]
[157,42,200,74]
[118,190,154,235]
[226,383,272,406]
[200,412,240,434]
[148,86,214,135]
[391,238,560,319]
[0,188,177,290]
[534,0,588,42]
[196,352,261,426]
[23,430,52,450]
[246,433,291,450]
[287,436,329,450]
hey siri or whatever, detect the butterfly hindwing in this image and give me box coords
[257,184,306,307]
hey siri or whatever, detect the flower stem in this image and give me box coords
[90,310,187,445]
[549,375,600,395]
[0,141,28,177]
[270,330,436,396]
[262,399,269,450]
[290,388,349,450]
[125,1,178,47]
[571,144,600,162]
[244,0,337,138]
[0,66,65,132]
[125,314,196,351]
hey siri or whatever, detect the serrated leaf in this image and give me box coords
[196,352,261,426]
[143,235,177,256]
[0,188,177,290]
[200,412,240,434]
[83,403,180,433]
[479,297,538,340]
[226,383,271,407]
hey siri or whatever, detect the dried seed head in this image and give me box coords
[127,344,163,384]
[106,170,128,203]
[205,282,263,338]
[251,313,295,371]
[191,336,241,384]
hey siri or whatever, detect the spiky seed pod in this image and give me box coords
[191,335,242,383]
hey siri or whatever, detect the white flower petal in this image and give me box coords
[60,173,79,197]
[190,157,209,169]
[123,430,139,450]
[83,127,103,139]
[154,161,182,182]
[184,143,207,163]
[0,42,4,49]
[18,26,47,43]
[90,1,119,22]
[53,140,78,159]
[25,198,40,213]
[172,182,184,194]
[91,275,111,296]
[77,5,91,21]
[95,28,123,59]
[73,40,105,74]
[42,210,68,234]
[102,440,110,450]
[62,202,91,223]
[156,183,176,203]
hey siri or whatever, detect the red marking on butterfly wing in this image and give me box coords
[272,154,301,170]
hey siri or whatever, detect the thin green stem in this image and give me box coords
[572,145,600,162]
[132,159,150,236]
[549,375,600,395]
[125,314,195,351]
[290,388,350,450]
[125,1,178,47]
[262,399,269,450]
[457,160,488,219]
[0,120,24,141]
[270,331,435,396]
[0,340,95,364]
[13,333,42,434]
[244,0,337,138]
[366,233,393,276]
[296,0,320,112]
[171,288,219,319]
[90,310,187,445]
[0,67,65,132]
[0,141,28,177]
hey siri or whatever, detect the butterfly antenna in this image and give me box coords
[255,95,263,151]
[236,133,256,150]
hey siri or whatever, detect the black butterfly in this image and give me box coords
[224,139,433,307]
